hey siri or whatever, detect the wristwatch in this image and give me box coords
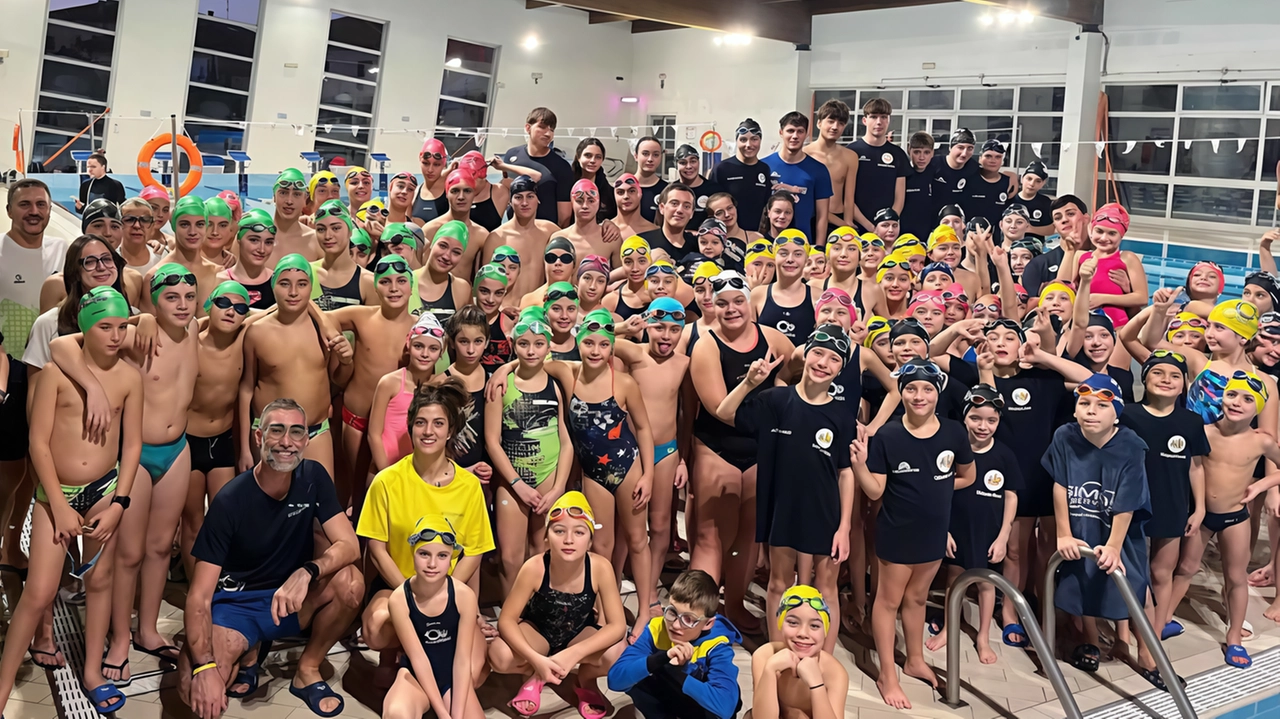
[302,561,320,582]
[112,495,131,510]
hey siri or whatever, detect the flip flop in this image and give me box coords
[226,665,259,698]
[573,687,610,719]
[132,640,180,666]
[508,677,545,717]
[101,655,131,688]
[1161,620,1185,640]
[84,682,127,715]
[27,648,63,670]
[1225,644,1252,669]
[1070,643,1100,673]
[288,680,345,718]
[1001,623,1030,648]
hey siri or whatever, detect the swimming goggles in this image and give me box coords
[421,150,446,161]
[963,388,1005,410]
[314,204,350,221]
[809,330,850,354]
[1260,311,1280,337]
[407,519,458,547]
[698,225,727,239]
[347,170,373,182]
[312,175,339,187]
[865,317,890,334]
[983,318,1024,337]
[580,318,615,334]
[390,171,418,187]
[275,179,307,191]
[383,229,416,246]
[817,289,854,308]
[828,230,858,244]
[773,235,808,249]
[777,594,830,615]
[621,245,649,257]
[544,252,575,265]
[514,319,550,337]
[859,237,886,250]
[69,543,105,580]
[893,238,924,251]
[1151,349,1186,362]
[971,302,1001,314]
[572,186,599,200]
[711,275,748,292]
[645,308,686,323]
[548,505,592,523]
[877,259,912,273]
[377,257,413,274]
[1075,384,1117,402]
[735,126,762,139]
[410,322,446,340]
[211,296,250,315]
[941,288,969,304]
[645,264,676,278]
[150,271,198,294]
[545,287,579,303]
[663,605,710,629]
[240,222,275,235]
[896,360,944,381]
[612,176,639,188]
[493,250,522,264]
[1231,370,1267,394]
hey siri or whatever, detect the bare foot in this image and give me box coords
[903,658,938,689]
[876,673,913,710]
[925,631,947,652]
[478,615,499,639]
[1249,565,1273,588]
[977,640,998,665]
[1265,601,1280,623]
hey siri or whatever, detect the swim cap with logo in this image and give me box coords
[78,286,130,334]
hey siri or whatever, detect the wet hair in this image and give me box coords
[759,191,796,235]
[815,99,850,124]
[572,137,607,180]
[446,304,490,354]
[7,178,51,209]
[1051,194,1089,215]
[863,98,893,117]
[908,131,935,150]
[669,569,720,618]
[779,111,809,131]
[526,107,557,129]
[407,377,471,448]
[57,234,127,336]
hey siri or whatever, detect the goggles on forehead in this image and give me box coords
[778,594,829,615]
[621,245,649,257]
[711,275,748,293]
[897,361,944,380]
[151,272,198,293]
[878,259,911,273]
[572,187,599,199]
[407,517,459,548]
[545,287,579,303]
[421,151,445,161]
[313,175,339,187]
[580,318,615,334]
[548,505,592,523]
[1231,370,1266,393]
[1151,348,1186,362]
[736,126,763,138]
[240,222,274,235]
[314,204,350,221]
[971,302,1001,314]
[613,176,639,188]
[1168,316,1207,331]
[645,308,686,323]
[860,237,886,250]
[964,390,1005,411]
[808,330,850,354]
[817,289,854,308]
[347,170,373,182]
[645,263,676,278]
[1075,384,1117,402]
[941,288,969,304]
[276,179,307,191]
[378,258,413,275]
[984,318,1024,336]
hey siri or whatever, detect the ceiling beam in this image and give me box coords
[525,1,555,8]
[548,0,812,44]
[807,0,953,13]
[588,11,634,23]
[960,0,1103,26]
[629,19,684,33]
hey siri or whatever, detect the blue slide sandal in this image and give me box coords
[226,665,259,698]
[84,683,126,715]
[1002,623,1030,648]
[1225,644,1252,669]
[289,680,345,717]
[1161,620,1185,640]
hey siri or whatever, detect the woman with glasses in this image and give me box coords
[749,585,849,719]
[604,236,651,327]
[415,220,473,331]
[312,200,375,311]
[383,514,484,719]
[752,229,815,344]
[119,198,163,272]
[851,357,974,709]
[412,138,451,226]
[924,384,1021,665]
[488,491,627,719]
[359,378,493,689]
[707,192,761,262]
[28,238,139,374]
[519,236,577,310]
[219,209,278,310]
[689,269,796,634]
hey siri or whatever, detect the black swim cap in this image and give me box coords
[1023,160,1049,179]
[82,198,121,232]
[938,204,965,221]
[874,207,900,224]
[950,128,976,146]
[675,144,699,161]
[510,175,538,196]
[889,317,930,345]
[981,138,1006,155]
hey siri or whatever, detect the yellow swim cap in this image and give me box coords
[773,228,809,252]
[926,225,960,252]
[692,261,721,285]
[808,246,825,258]
[1225,370,1268,413]
[547,490,599,533]
[1039,280,1077,306]
[864,315,891,347]
[1209,299,1259,341]
[777,584,830,634]
[308,170,338,199]
[621,235,651,257]
[746,249,775,268]
[875,250,916,284]
[827,226,858,245]
[1166,311,1207,342]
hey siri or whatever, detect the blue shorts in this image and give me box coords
[211,589,303,649]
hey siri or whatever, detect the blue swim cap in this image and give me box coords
[644,296,686,326]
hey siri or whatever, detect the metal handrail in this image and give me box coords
[1043,547,1198,719]
[941,567,1083,719]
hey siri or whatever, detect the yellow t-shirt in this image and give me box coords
[356,456,495,578]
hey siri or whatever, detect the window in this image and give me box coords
[315,12,385,167]
[1101,82,1279,227]
[648,115,677,169]
[185,1,261,156]
[32,0,119,169]
[434,39,498,156]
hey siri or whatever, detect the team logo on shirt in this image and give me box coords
[999,192,1008,202]
[1033,209,1043,219]
[1012,388,1031,406]
[882,152,894,164]
[776,319,796,335]
[984,470,1005,491]
[697,195,709,208]
[815,428,834,449]
[896,461,917,473]
[936,450,955,473]
[828,383,844,398]
[420,623,451,644]
[1168,435,1186,453]
[509,155,518,162]
[957,178,967,190]
[758,172,767,184]
[1049,264,1060,273]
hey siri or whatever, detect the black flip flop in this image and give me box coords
[28,648,63,670]
[132,640,180,666]
[102,654,131,688]
[1070,643,1100,673]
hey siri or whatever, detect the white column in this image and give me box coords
[1056,31,1104,203]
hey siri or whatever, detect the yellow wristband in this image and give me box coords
[192,662,218,677]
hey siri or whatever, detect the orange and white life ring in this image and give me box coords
[699,130,723,154]
[137,134,203,198]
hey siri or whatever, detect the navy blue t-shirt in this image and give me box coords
[848,138,911,232]
[902,166,938,239]
[1119,404,1209,538]
[709,156,771,232]
[502,144,575,224]
[929,156,980,214]
[192,460,343,592]
[762,153,833,240]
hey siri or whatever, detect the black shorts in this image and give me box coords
[0,357,28,461]
[1203,507,1249,534]
[187,429,236,475]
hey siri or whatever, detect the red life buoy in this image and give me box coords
[137,134,203,198]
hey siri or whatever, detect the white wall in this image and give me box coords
[0,0,55,167]
[629,29,802,162]
[108,0,199,164]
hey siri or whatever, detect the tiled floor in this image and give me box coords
[3,535,1280,719]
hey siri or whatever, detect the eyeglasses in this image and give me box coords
[645,308,685,323]
[809,330,850,354]
[315,205,350,221]
[612,176,639,189]
[663,605,709,629]
[421,151,446,161]
[408,526,458,547]
[545,287,579,302]
[972,302,1001,314]
[778,594,830,616]
[711,275,748,292]
[122,215,153,226]
[581,318,615,334]
[80,253,115,272]
[276,180,307,191]
[818,289,854,308]
[548,505,591,523]
[1075,385,1117,402]
[544,252,575,265]
[150,272,197,293]
[263,423,308,442]
[240,222,275,235]
[964,390,1006,411]
[1151,349,1186,362]
[211,296,250,315]
[621,246,649,257]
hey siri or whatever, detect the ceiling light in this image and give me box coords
[998,10,1015,24]
[621,96,639,103]
[367,67,379,74]
[717,33,751,46]
[445,57,462,68]
[1018,9,1035,23]
[713,36,723,46]
[522,34,539,50]
[979,13,994,25]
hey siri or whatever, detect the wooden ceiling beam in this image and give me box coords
[588,11,634,23]
[548,0,812,44]
[630,19,685,33]
[807,0,954,13]
[959,0,1103,26]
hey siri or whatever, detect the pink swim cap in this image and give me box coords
[216,190,241,212]
[571,179,599,198]
[139,185,169,201]
[445,169,475,191]
[814,287,853,319]
[1092,202,1130,235]
[421,138,447,157]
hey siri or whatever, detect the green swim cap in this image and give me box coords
[381,222,419,249]
[542,281,579,313]
[350,227,372,251]
[577,308,615,345]
[78,286,130,334]
[150,262,198,303]
[316,199,354,231]
[374,255,414,283]
[492,245,521,264]
[171,195,208,231]
[475,263,509,287]
[272,253,315,288]
[514,306,552,341]
[237,208,276,239]
[204,197,234,220]
[274,168,307,193]
[203,280,250,313]
[433,220,469,251]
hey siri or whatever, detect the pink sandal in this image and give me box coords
[509,678,545,717]
[574,687,610,719]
